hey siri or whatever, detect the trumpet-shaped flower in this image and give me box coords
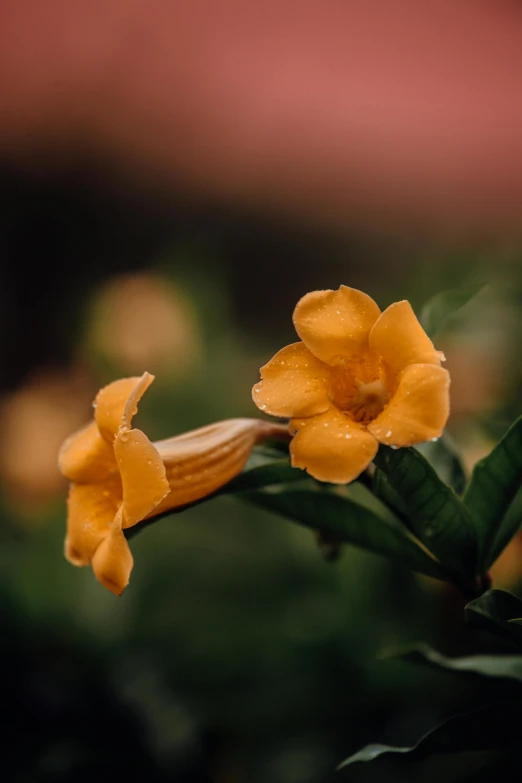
[252,286,450,484]
[59,372,286,595]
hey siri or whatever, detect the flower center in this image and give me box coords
[328,352,392,423]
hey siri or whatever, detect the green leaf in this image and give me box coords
[386,642,522,683]
[419,283,485,339]
[240,488,450,581]
[338,702,522,770]
[416,434,467,495]
[374,446,477,577]
[489,486,522,567]
[372,466,409,520]
[463,417,522,570]
[465,589,522,648]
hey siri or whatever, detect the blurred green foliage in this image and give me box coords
[2,168,522,781]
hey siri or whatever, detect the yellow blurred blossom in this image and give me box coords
[0,368,94,510]
[86,273,200,376]
[253,286,450,484]
[59,372,286,595]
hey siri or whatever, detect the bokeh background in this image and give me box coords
[2,2,522,781]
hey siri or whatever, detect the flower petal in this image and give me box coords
[113,428,170,528]
[64,479,121,565]
[289,408,378,484]
[293,286,381,365]
[369,301,443,376]
[153,418,287,511]
[95,372,154,443]
[252,342,330,418]
[91,508,133,595]
[368,364,450,447]
[59,421,118,483]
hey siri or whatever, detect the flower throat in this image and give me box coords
[328,351,391,424]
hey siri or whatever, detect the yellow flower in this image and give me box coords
[252,286,450,484]
[59,372,286,595]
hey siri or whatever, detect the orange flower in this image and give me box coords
[252,286,450,484]
[59,372,286,595]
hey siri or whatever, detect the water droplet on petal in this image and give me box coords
[386,430,392,437]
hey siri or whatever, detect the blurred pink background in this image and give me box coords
[2,0,522,236]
